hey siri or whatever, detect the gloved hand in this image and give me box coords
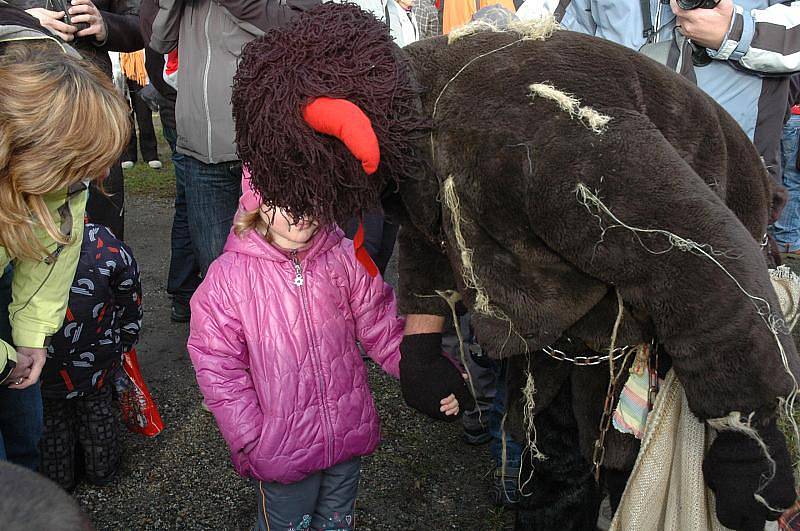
[399,333,475,421]
[703,416,797,531]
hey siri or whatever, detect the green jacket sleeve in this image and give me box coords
[7,184,87,353]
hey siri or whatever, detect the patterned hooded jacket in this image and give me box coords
[41,224,142,399]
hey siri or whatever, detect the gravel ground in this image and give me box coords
[73,195,513,530]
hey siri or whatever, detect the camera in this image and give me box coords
[47,0,90,34]
[677,0,719,9]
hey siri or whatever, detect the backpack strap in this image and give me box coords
[640,0,655,43]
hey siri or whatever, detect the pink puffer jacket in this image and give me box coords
[187,226,404,484]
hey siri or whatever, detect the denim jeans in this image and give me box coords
[489,360,523,472]
[182,155,242,274]
[772,114,800,251]
[0,266,43,471]
[163,127,202,304]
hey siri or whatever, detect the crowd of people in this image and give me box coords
[0,0,799,530]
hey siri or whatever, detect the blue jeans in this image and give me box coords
[163,127,202,304]
[0,266,43,471]
[182,155,242,274]
[489,360,523,471]
[772,114,800,251]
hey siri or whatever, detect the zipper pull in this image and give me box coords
[290,251,304,287]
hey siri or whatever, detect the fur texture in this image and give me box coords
[393,30,798,467]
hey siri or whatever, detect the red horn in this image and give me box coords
[302,97,380,175]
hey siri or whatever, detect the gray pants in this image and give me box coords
[441,313,496,432]
[255,457,360,531]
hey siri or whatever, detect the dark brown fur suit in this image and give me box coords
[387,26,799,528]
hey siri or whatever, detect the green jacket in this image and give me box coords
[0,184,87,373]
[0,18,86,375]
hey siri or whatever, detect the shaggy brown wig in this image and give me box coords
[231,2,428,225]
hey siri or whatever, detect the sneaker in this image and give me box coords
[492,466,521,507]
[596,496,613,531]
[170,301,191,323]
[463,425,492,445]
[147,160,163,169]
[121,161,134,169]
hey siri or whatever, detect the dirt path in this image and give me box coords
[73,195,510,530]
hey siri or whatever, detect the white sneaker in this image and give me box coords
[147,160,163,169]
[121,161,134,169]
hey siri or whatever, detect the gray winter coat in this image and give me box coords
[140,0,320,164]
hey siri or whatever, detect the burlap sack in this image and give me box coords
[609,370,725,531]
[609,267,800,530]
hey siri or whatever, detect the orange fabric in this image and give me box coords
[353,222,379,278]
[302,97,381,175]
[120,50,148,85]
[442,0,516,34]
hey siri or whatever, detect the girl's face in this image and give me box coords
[259,206,320,250]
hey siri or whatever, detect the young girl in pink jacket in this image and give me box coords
[187,170,460,530]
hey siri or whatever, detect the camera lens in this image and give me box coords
[677,0,718,8]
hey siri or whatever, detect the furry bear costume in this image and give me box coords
[231,5,799,530]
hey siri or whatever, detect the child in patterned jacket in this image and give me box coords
[38,223,142,491]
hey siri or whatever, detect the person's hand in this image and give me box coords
[25,8,77,42]
[8,347,47,390]
[671,0,735,50]
[3,352,33,388]
[399,333,475,422]
[440,393,460,416]
[68,0,107,43]
[703,416,797,530]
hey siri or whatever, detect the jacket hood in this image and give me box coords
[223,223,345,263]
[0,4,80,57]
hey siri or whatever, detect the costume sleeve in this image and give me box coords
[707,2,800,73]
[187,260,263,472]
[396,221,458,317]
[217,0,320,33]
[554,0,597,34]
[95,0,145,53]
[9,186,86,350]
[109,235,142,352]
[520,107,798,422]
[347,249,405,378]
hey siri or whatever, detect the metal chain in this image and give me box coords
[542,344,633,366]
[592,347,636,482]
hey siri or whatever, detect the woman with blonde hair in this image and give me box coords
[0,11,129,470]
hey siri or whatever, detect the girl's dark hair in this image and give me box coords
[232,2,427,225]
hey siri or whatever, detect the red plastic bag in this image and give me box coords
[113,349,164,437]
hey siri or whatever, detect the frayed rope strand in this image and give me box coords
[433,289,482,427]
[575,182,800,474]
[431,19,559,161]
[441,175,529,358]
[528,83,611,134]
